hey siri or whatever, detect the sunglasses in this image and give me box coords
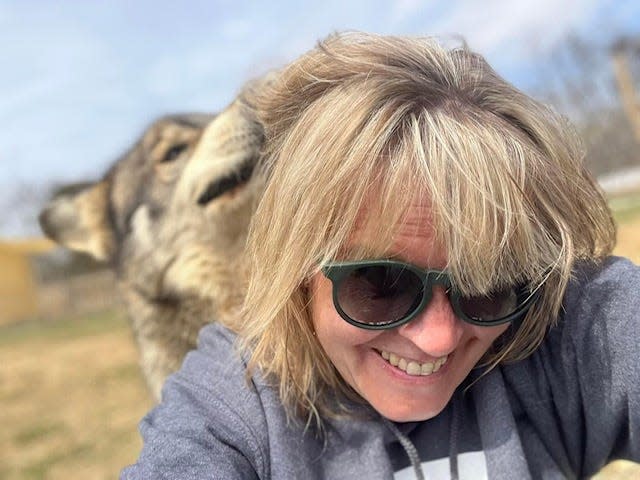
[321,259,539,330]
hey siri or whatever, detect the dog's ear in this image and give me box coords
[39,180,115,262]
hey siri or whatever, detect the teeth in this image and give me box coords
[398,358,407,371]
[433,356,446,373]
[421,362,434,375]
[433,360,442,373]
[380,351,448,377]
[406,361,421,375]
[389,353,399,366]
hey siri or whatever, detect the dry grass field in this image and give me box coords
[1,198,638,480]
[0,311,152,480]
[611,193,640,264]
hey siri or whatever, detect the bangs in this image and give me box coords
[409,106,560,295]
[343,105,561,296]
[272,84,425,276]
[299,98,562,297]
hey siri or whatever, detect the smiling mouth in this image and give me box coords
[378,350,448,376]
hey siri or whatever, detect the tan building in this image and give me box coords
[0,237,119,325]
[0,237,56,325]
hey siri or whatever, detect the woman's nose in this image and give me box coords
[396,286,464,356]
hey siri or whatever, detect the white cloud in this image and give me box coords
[1,0,638,237]
[428,0,602,58]
[221,18,253,40]
[389,0,428,27]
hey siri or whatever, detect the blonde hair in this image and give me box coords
[229,32,615,424]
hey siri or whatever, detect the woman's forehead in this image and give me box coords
[367,185,432,223]
[345,192,446,267]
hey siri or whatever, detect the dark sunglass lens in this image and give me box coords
[457,286,520,322]
[337,265,422,326]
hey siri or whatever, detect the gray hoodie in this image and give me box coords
[121,257,640,479]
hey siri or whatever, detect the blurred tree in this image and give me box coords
[611,36,640,143]
[0,183,54,238]
[531,33,639,176]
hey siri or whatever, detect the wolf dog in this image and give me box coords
[40,96,264,400]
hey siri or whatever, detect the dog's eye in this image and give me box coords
[161,143,188,163]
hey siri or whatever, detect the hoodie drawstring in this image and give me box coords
[383,418,425,480]
[448,392,461,480]
[384,391,462,480]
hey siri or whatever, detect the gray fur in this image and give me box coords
[39,98,264,400]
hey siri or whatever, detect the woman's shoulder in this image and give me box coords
[499,256,640,404]
[194,321,241,361]
[123,323,277,479]
[499,256,640,474]
[563,256,640,316]
[553,256,640,359]
[558,255,639,367]
[165,322,265,405]
[524,256,639,367]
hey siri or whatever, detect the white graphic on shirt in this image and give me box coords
[394,451,488,480]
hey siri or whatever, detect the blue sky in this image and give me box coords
[1,0,639,237]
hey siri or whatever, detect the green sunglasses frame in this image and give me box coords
[321,259,539,330]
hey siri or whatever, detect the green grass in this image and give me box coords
[93,363,142,386]
[610,192,640,224]
[21,443,95,480]
[13,422,68,446]
[1,307,149,480]
[0,309,128,347]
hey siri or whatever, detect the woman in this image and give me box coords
[121,33,639,479]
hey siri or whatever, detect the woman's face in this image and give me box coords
[310,194,508,422]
